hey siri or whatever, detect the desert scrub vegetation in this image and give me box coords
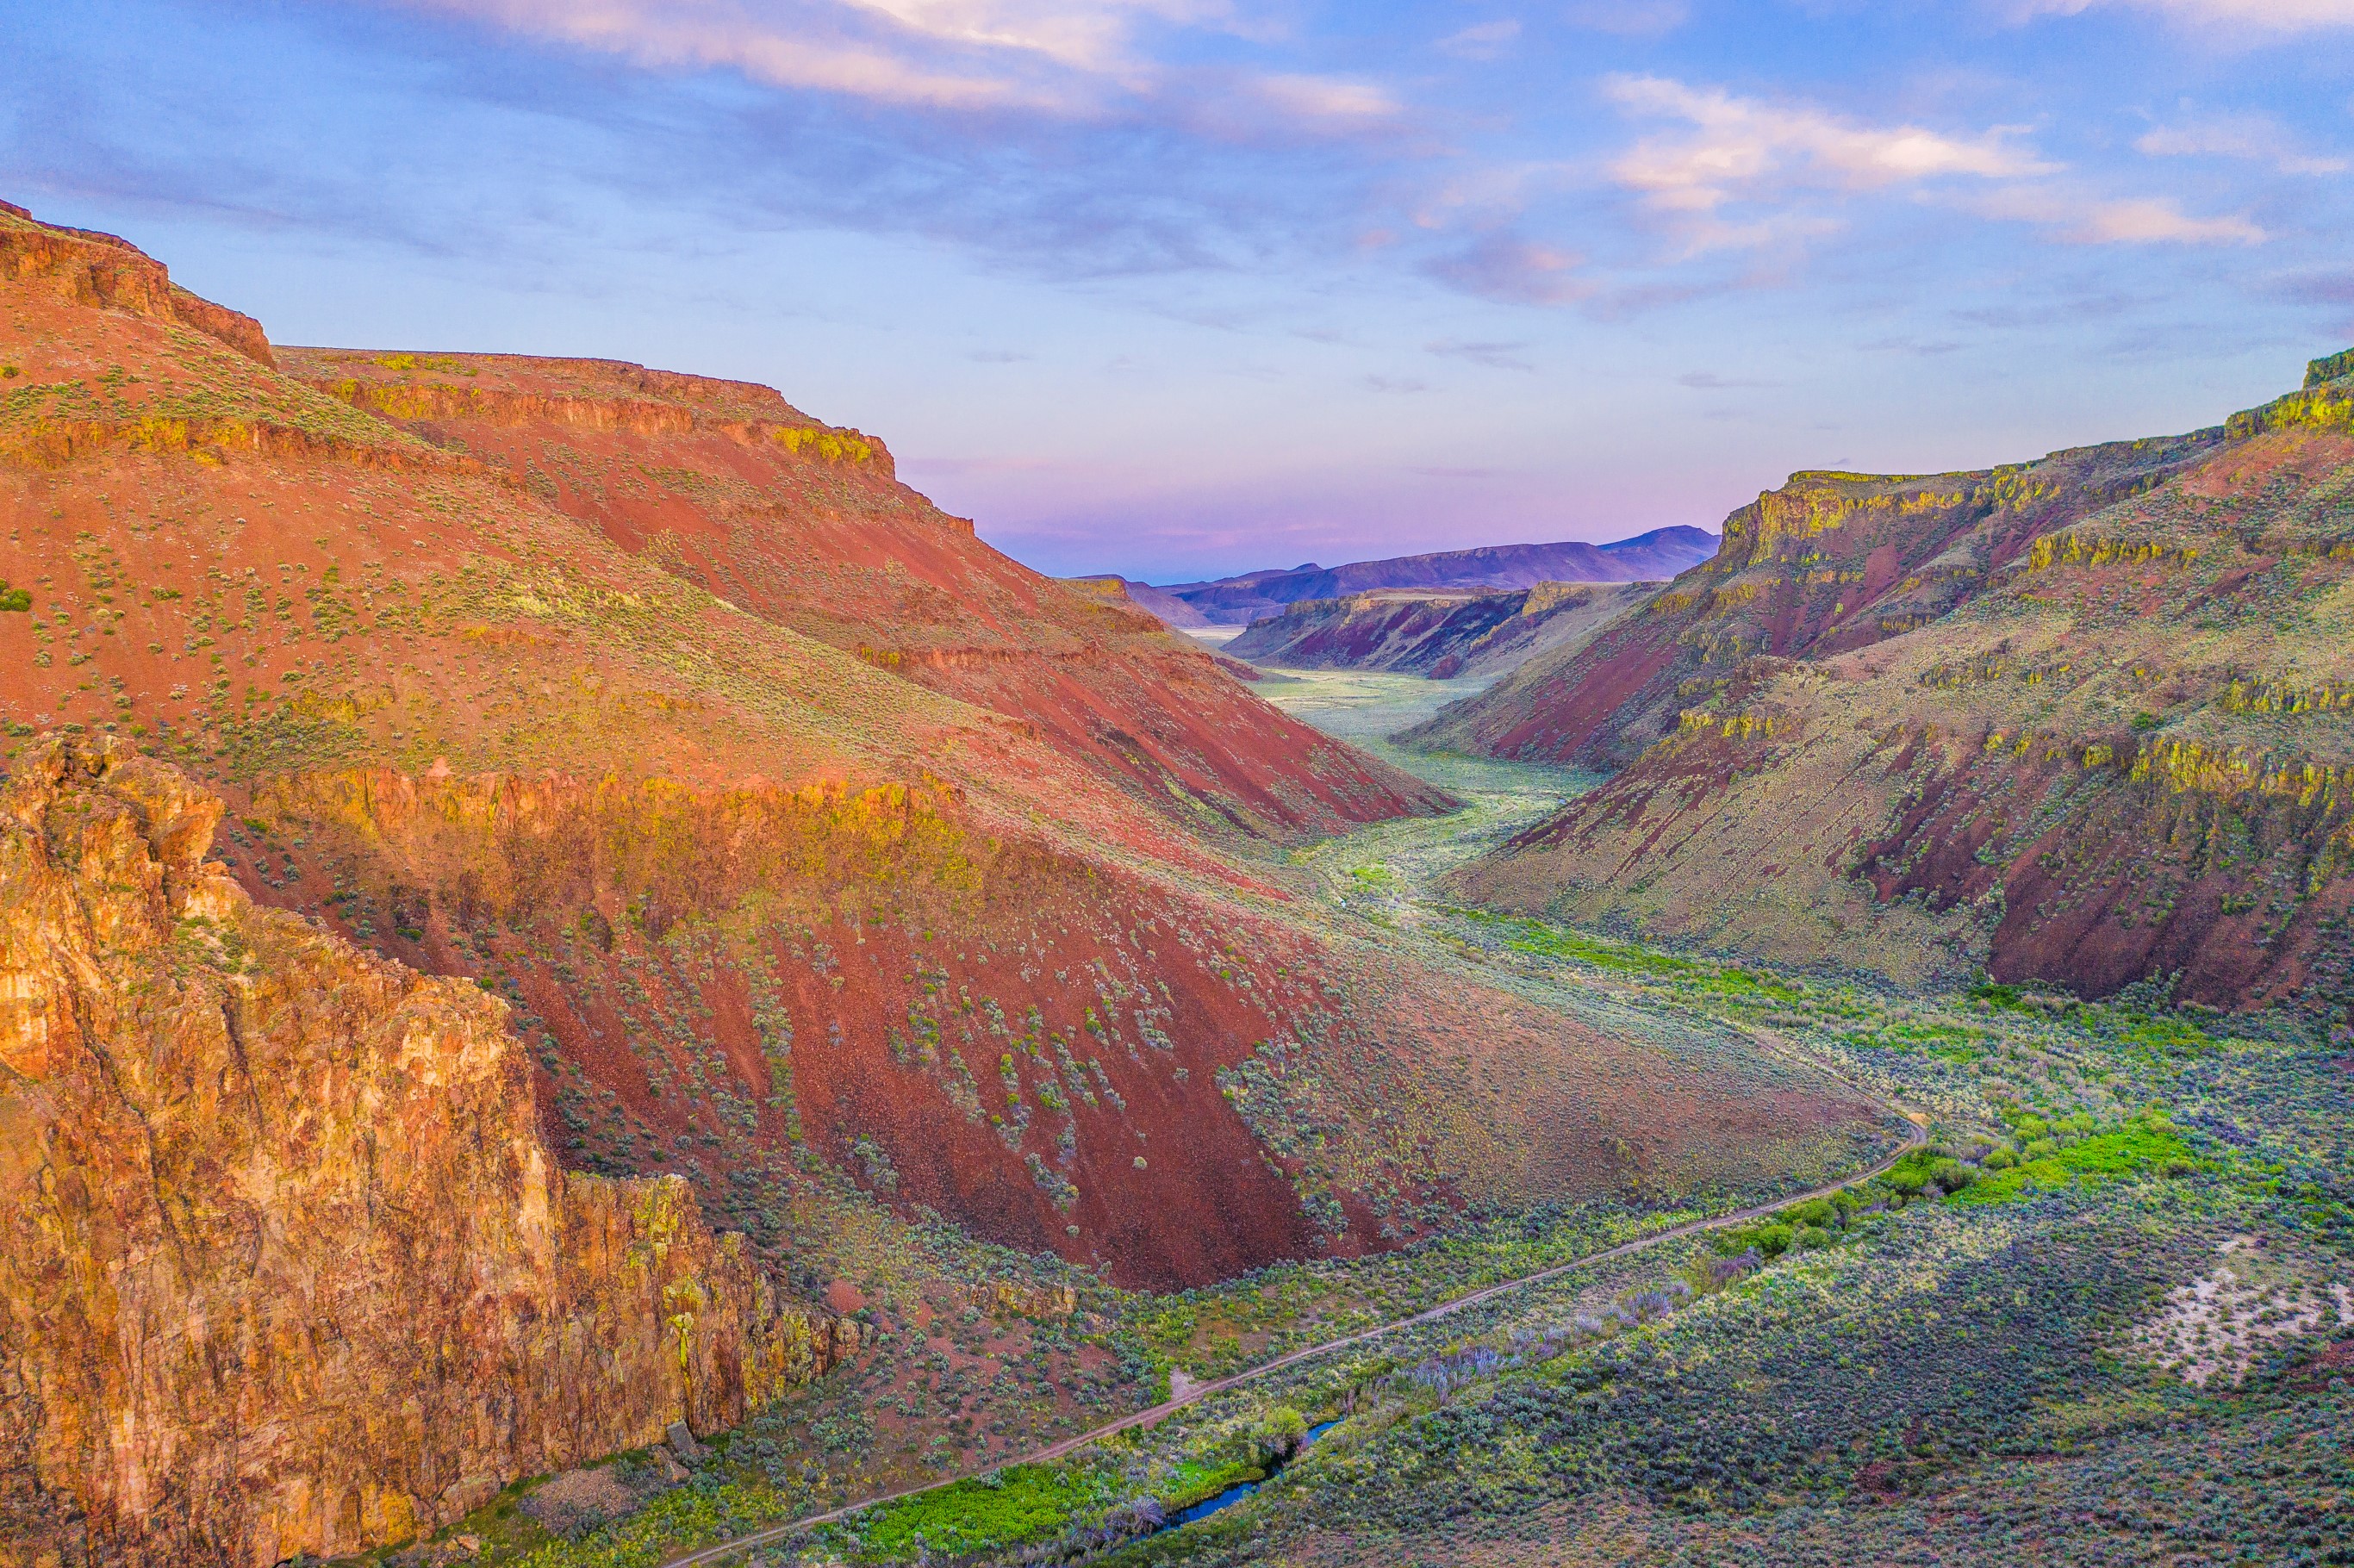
[388,825,2346,1568]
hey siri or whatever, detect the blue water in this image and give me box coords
[1165,1422,1340,1529]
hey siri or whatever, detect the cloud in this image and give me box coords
[2013,0,2354,31]
[1678,370,1778,389]
[2135,109,2347,174]
[1423,338,1535,370]
[1423,233,1593,305]
[2268,271,2354,304]
[1436,19,1520,59]
[1231,72,1399,127]
[1966,185,2266,244]
[1361,374,1429,393]
[402,0,1397,130]
[1604,75,2052,222]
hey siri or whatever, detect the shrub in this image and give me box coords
[2024,1138,2059,1160]
[1983,1148,2016,1170]
[1929,1159,1977,1192]
[1795,1226,1834,1251]
[1253,1407,1309,1465]
[1784,1197,1838,1229]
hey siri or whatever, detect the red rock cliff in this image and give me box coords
[0,737,844,1568]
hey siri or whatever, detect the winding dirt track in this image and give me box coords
[663,1086,1927,1567]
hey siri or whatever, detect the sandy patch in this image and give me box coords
[2126,1235,2353,1386]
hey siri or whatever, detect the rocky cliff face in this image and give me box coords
[1444,354,2354,1015]
[0,199,272,369]
[0,737,843,1568]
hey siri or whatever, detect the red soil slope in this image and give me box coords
[280,347,1447,842]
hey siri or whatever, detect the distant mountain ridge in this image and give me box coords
[1106,526,1716,626]
[1227,581,1661,681]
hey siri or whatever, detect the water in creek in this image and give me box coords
[1161,1422,1340,1531]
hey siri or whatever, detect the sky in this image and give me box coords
[4,2,2350,582]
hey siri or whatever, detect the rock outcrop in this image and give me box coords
[0,199,273,369]
[0,737,841,1568]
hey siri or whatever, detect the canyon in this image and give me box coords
[0,202,1888,1564]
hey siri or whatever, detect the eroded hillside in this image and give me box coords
[1442,353,2354,1014]
[0,200,1886,1290]
[279,346,1440,843]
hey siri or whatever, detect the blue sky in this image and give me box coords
[4,1,2347,581]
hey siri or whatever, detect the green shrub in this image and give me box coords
[1783,1197,1838,1229]
[1795,1226,1834,1251]
[1254,1406,1310,1465]
[1929,1159,1977,1192]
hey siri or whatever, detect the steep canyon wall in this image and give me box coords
[0,737,843,1567]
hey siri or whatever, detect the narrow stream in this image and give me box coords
[1161,1422,1339,1532]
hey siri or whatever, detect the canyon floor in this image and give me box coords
[371,675,2351,1568]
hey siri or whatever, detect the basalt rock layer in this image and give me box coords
[0,737,844,1568]
[1443,353,2354,1014]
[1227,582,1658,681]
